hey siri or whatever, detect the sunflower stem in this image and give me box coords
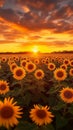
[19,80,24,96]
[63,103,68,116]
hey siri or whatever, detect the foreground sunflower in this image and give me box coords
[0,80,9,95]
[0,97,22,129]
[13,67,26,80]
[34,69,44,80]
[54,68,67,81]
[60,87,73,103]
[29,105,54,126]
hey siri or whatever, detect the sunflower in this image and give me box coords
[45,60,49,65]
[10,63,17,72]
[7,60,15,66]
[14,57,19,62]
[41,59,46,64]
[34,69,44,79]
[34,59,40,64]
[60,64,67,70]
[69,68,73,76]
[0,97,22,129]
[13,67,26,80]
[20,60,27,68]
[63,59,70,66]
[29,105,54,126]
[1,57,7,63]
[70,60,73,67]
[54,68,67,81]
[25,62,36,73]
[0,80,9,95]
[48,63,56,71]
[60,87,73,103]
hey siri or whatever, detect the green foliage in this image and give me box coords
[68,104,73,115]
[55,113,68,129]
[0,55,73,130]
[14,121,36,130]
[52,101,66,110]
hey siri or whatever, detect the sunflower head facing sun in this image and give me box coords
[0,80,9,95]
[29,104,54,126]
[34,69,45,79]
[13,66,26,80]
[0,97,23,129]
[69,68,73,76]
[60,87,73,103]
[25,62,36,73]
[54,68,67,81]
[48,62,56,71]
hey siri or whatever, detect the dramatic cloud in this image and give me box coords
[0,0,73,52]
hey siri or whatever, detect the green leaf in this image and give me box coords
[68,105,73,115]
[56,113,68,129]
[46,124,55,130]
[47,86,59,94]
[23,92,32,105]
[33,125,50,130]
[48,96,57,107]
[0,126,6,130]
[53,101,66,110]
[14,121,36,130]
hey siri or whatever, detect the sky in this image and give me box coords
[0,0,73,53]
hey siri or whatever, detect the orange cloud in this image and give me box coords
[0,0,73,53]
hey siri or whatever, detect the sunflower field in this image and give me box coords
[0,53,73,130]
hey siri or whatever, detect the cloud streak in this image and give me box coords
[0,0,73,52]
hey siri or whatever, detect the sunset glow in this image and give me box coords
[0,0,73,53]
[32,46,39,53]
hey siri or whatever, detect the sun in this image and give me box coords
[32,46,39,53]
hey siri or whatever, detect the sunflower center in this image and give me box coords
[50,65,54,68]
[57,71,64,77]
[71,62,73,65]
[37,72,42,77]
[35,60,39,64]
[0,84,6,90]
[46,61,49,64]
[0,106,14,119]
[64,90,73,99]
[62,66,65,69]
[28,64,33,69]
[16,69,23,76]
[36,109,47,119]
[35,61,38,63]
[2,58,5,61]
[65,61,68,64]
[12,65,17,70]
[22,62,26,66]
[71,70,73,74]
